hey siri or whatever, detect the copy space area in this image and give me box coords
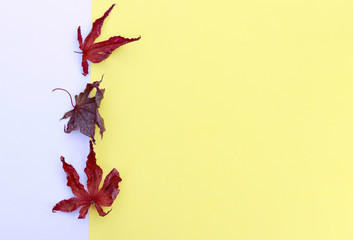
[91,1,353,239]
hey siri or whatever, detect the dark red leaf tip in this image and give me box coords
[89,140,94,151]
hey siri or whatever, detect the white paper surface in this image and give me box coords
[0,1,91,239]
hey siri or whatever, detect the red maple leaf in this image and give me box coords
[53,77,105,143]
[77,4,141,76]
[53,141,122,219]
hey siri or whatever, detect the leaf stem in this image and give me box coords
[52,88,75,108]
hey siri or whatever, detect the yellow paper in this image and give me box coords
[91,1,353,239]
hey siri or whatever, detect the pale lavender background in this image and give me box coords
[0,0,93,239]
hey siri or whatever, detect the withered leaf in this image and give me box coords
[53,141,122,219]
[53,77,105,143]
[77,4,141,76]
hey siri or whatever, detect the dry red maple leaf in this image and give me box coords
[53,77,105,143]
[77,4,141,76]
[53,141,122,219]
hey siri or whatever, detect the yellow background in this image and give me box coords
[91,0,353,239]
